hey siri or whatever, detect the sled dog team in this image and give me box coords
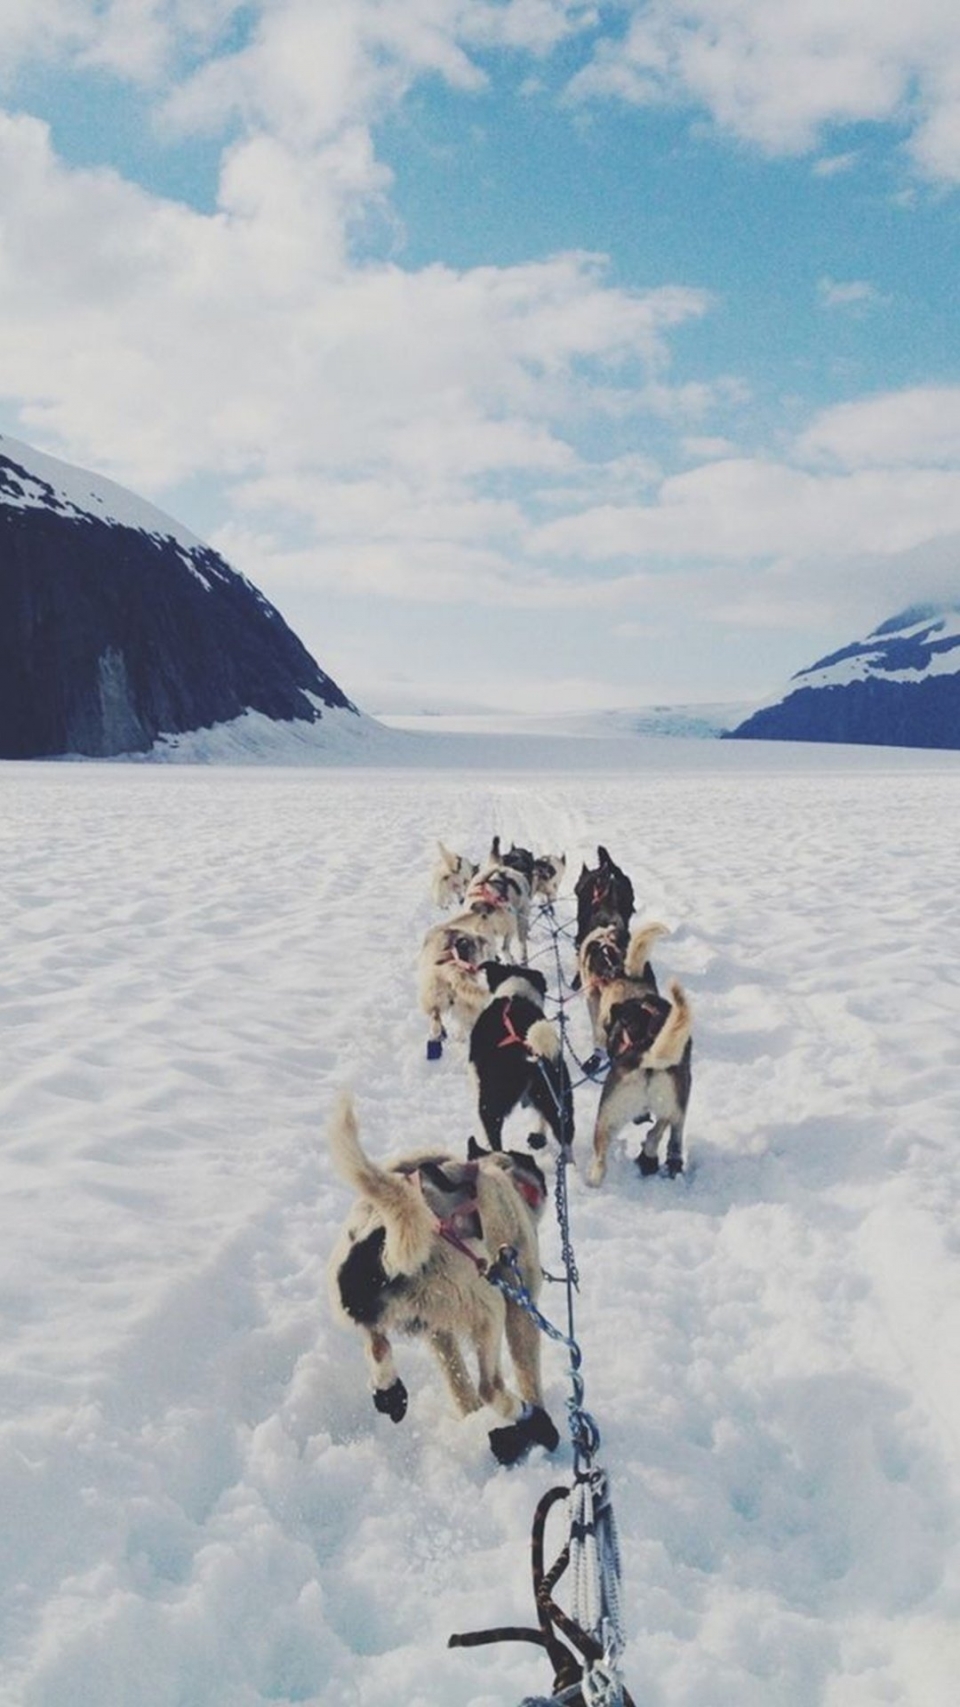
[329,838,693,1463]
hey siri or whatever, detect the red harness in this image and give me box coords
[439,947,479,973]
[414,1154,545,1273]
[416,1162,488,1273]
[496,999,529,1053]
[474,880,511,910]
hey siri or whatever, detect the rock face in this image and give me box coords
[727,604,960,749]
[0,434,355,759]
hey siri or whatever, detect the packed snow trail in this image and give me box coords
[1,754,959,1705]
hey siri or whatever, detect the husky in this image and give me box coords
[328,1094,560,1465]
[418,907,500,1050]
[430,842,478,910]
[468,962,574,1153]
[531,852,566,903]
[579,921,670,1050]
[587,981,693,1186]
[465,838,532,963]
[574,845,636,950]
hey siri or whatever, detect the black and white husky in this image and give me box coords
[468,963,574,1153]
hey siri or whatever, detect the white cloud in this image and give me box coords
[0,108,707,506]
[569,1,960,183]
[529,457,960,564]
[797,386,960,468]
[2,1,959,709]
[0,0,246,85]
[812,150,860,176]
[817,276,884,311]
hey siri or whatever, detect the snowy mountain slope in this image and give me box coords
[728,603,960,748]
[0,434,356,759]
[1,746,959,1705]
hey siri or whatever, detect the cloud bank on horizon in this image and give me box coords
[1,0,960,713]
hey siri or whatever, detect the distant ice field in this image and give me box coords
[1,745,959,1706]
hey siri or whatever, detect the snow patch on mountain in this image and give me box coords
[0,433,356,758]
[0,432,205,552]
[728,601,960,749]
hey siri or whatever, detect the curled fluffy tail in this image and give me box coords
[329,1094,435,1276]
[642,980,692,1069]
[524,1018,562,1061]
[625,921,669,978]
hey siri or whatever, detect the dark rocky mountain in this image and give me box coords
[727,603,960,749]
[0,434,356,759]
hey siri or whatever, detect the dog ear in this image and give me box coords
[524,967,548,1001]
[467,1134,490,1160]
[480,960,507,991]
[597,845,612,865]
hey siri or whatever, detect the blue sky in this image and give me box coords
[2,2,960,714]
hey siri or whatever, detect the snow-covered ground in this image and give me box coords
[2,739,960,1707]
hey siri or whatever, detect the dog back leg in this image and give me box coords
[429,1329,483,1416]
[503,1299,545,1410]
[664,1109,687,1177]
[477,1090,508,1151]
[637,1117,669,1176]
[473,1310,521,1420]
[488,1302,560,1465]
[588,1075,643,1188]
[364,1329,408,1422]
[529,1061,574,1150]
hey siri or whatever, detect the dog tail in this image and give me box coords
[329,1094,435,1276]
[642,980,692,1069]
[524,1018,562,1062]
[624,921,669,979]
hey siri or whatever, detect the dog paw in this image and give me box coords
[488,1405,560,1466]
[666,1155,684,1178]
[636,1152,660,1177]
[586,1159,605,1188]
[373,1379,408,1422]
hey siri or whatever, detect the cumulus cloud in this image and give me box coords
[568,1,960,183]
[797,386,960,468]
[0,0,246,85]
[0,107,706,484]
[529,457,960,564]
